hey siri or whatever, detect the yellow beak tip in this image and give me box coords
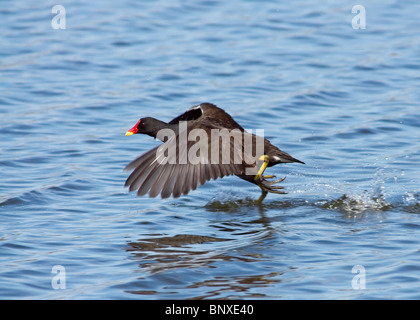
[125,131,134,136]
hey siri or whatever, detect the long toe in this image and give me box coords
[268,185,285,189]
[269,189,287,194]
[262,176,286,186]
[258,182,287,194]
[262,175,276,179]
[262,185,286,194]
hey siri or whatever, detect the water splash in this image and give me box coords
[318,168,393,214]
[321,192,392,214]
[402,192,420,214]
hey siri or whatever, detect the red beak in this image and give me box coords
[125,119,141,136]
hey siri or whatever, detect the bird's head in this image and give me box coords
[125,117,168,138]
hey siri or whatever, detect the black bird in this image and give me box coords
[124,103,304,201]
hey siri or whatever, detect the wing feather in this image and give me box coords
[124,122,247,198]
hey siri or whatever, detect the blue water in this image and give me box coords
[1,0,419,299]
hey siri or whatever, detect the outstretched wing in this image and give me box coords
[124,123,247,198]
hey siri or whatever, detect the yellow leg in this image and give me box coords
[254,155,269,181]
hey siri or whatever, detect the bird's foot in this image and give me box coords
[254,155,287,202]
[261,175,286,186]
[257,176,287,194]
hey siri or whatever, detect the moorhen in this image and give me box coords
[124,103,304,201]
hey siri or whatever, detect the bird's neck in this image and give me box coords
[146,119,177,141]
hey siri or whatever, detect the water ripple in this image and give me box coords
[1,0,420,300]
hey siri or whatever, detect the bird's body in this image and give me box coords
[125,103,304,200]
